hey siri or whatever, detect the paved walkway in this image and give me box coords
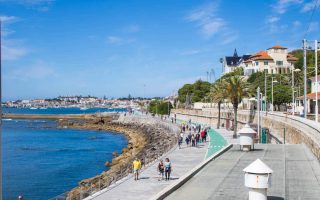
[165,144,320,200]
[87,134,209,200]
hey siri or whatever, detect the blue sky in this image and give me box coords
[1,0,319,101]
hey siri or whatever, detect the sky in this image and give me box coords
[1,0,320,101]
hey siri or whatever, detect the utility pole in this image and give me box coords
[257,87,260,142]
[265,70,267,115]
[303,39,307,118]
[315,40,318,122]
[0,19,3,200]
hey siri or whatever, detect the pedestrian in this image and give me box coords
[201,130,205,142]
[132,158,142,181]
[164,158,172,181]
[141,158,145,169]
[191,134,196,147]
[185,136,190,146]
[178,136,183,149]
[196,132,200,146]
[157,159,164,181]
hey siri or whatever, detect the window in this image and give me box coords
[274,49,278,53]
[264,61,268,65]
[255,61,259,66]
[276,61,283,66]
[271,69,274,74]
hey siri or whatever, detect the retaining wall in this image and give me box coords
[171,109,320,160]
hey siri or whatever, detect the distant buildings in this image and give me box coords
[223,45,298,76]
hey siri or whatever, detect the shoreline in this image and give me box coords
[4,113,179,199]
[59,115,179,200]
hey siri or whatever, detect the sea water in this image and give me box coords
[2,119,127,200]
[3,107,127,115]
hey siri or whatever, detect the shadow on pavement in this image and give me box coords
[268,196,284,200]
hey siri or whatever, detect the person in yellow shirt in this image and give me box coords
[132,158,142,181]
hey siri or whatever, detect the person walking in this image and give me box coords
[178,136,183,149]
[132,158,142,181]
[157,159,165,181]
[191,134,196,147]
[164,158,172,181]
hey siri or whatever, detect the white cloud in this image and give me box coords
[5,60,56,81]
[273,0,303,14]
[2,44,28,61]
[308,21,319,32]
[221,33,238,45]
[301,0,320,12]
[0,15,19,23]
[106,36,134,45]
[179,49,201,56]
[186,2,226,38]
[292,20,301,28]
[0,0,54,11]
[124,24,140,33]
[266,16,280,23]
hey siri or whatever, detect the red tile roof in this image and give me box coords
[287,54,298,61]
[297,92,320,100]
[267,45,287,49]
[250,51,273,61]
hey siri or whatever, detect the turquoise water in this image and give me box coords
[3,107,127,115]
[2,119,128,200]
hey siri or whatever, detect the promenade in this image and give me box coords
[165,144,320,200]
[86,134,209,200]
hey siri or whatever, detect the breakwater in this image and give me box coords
[62,115,180,200]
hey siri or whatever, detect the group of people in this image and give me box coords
[132,157,172,181]
[178,124,208,148]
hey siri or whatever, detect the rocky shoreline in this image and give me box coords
[60,115,179,200]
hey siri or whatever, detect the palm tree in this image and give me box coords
[224,75,250,138]
[209,81,226,129]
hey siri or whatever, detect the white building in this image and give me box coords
[243,45,298,76]
[223,49,251,74]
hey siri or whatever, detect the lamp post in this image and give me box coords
[315,40,319,122]
[292,68,301,115]
[271,77,278,112]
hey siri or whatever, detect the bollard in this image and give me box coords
[243,159,273,200]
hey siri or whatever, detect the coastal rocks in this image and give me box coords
[66,116,178,200]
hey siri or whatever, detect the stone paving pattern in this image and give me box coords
[165,144,320,200]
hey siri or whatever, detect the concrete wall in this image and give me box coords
[171,109,320,160]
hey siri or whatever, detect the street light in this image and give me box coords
[271,77,278,112]
[292,68,301,115]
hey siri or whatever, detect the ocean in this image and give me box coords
[3,107,127,115]
[2,108,128,200]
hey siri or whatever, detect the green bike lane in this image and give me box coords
[206,128,228,158]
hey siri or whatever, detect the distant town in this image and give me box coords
[3,95,174,110]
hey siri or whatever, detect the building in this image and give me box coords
[297,75,320,114]
[243,45,298,76]
[223,49,251,74]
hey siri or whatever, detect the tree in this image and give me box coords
[148,100,173,115]
[177,80,211,105]
[224,76,250,138]
[209,81,226,129]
